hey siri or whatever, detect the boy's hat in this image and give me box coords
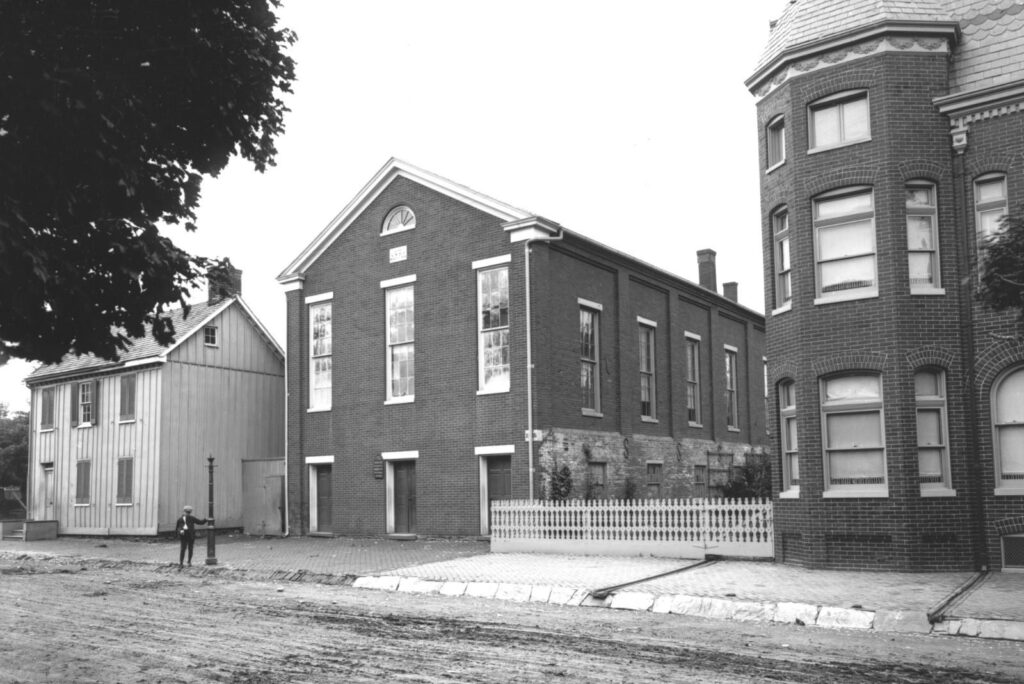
[183,505,193,512]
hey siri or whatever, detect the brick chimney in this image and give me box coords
[697,249,717,292]
[208,266,243,305]
[723,282,738,302]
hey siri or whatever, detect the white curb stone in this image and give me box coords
[661,594,708,617]
[353,576,401,591]
[957,618,982,637]
[397,577,441,594]
[439,581,468,597]
[873,609,932,634]
[609,591,655,612]
[529,585,552,603]
[978,620,1024,641]
[547,587,578,605]
[495,583,533,602]
[773,602,820,625]
[580,593,611,608]
[730,600,777,622]
[464,582,499,599]
[816,606,874,630]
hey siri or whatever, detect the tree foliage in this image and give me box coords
[978,213,1024,324]
[722,456,772,499]
[0,404,29,516]
[0,1,296,364]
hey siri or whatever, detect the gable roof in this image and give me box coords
[748,0,960,90]
[278,157,533,282]
[26,297,282,384]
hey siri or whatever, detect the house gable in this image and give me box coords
[278,158,531,283]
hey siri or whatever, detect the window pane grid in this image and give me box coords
[580,308,599,411]
[686,339,701,423]
[478,268,510,392]
[310,302,332,408]
[387,286,415,399]
[725,350,738,428]
[639,326,655,418]
[822,374,886,490]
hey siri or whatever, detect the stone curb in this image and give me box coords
[349,574,1024,643]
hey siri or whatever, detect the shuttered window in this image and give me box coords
[119,374,136,422]
[116,458,134,504]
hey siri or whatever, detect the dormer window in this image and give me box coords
[382,206,416,235]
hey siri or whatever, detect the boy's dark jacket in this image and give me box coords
[175,514,209,540]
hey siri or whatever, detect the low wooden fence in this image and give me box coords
[491,498,773,559]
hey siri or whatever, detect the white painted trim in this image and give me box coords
[385,461,395,533]
[479,457,489,536]
[472,254,511,270]
[383,396,415,406]
[684,331,702,341]
[380,274,416,289]
[122,357,166,369]
[637,315,657,328]
[381,450,419,461]
[911,287,946,296]
[305,292,334,304]
[724,344,739,352]
[779,488,800,499]
[814,289,880,306]
[157,297,234,360]
[823,489,889,499]
[306,406,331,413]
[577,298,603,311]
[771,303,792,316]
[278,158,530,279]
[235,296,286,359]
[305,455,335,465]
[280,278,304,292]
[474,445,515,456]
[920,488,957,497]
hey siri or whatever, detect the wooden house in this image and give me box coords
[23,273,285,536]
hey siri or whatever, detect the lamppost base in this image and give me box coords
[205,557,218,565]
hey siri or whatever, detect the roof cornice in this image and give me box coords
[934,79,1024,116]
[278,158,532,281]
[746,19,960,93]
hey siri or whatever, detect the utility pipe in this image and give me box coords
[524,229,564,500]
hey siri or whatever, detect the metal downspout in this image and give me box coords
[525,231,564,500]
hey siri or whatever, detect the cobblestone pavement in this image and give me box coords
[3,534,1023,641]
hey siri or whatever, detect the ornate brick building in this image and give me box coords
[749,0,1024,570]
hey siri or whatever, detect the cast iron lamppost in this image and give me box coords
[206,454,217,565]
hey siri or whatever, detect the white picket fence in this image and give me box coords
[490,498,774,559]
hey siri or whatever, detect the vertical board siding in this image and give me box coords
[29,369,162,535]
[159,361,284,532]
[173,304,282,375]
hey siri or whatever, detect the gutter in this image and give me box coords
[927,571,988,624]
[590,559,717,600]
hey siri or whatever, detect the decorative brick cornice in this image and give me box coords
[811,352,889,376]
[751,34,951,100]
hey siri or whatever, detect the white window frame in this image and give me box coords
[477,445,515,536]
[915,368,954,496]
[638,317,657,422]
[773,208,792,313]
[779,380,799,497]
[308,298,332,411]
[993,366,1024,495]
[821,373,888,497]
[813,187,878,304]
[579,299,602,416]
[305,455,335,533]
[685,332,702,426]
[78,382,94,426]
[476,261,511,395]
[975,173,1007,267]
[808,90,870,151]
[203,325,219,347]
[383,277,416,404]
[646,461,663,498]
[724,345,740,431]
[767,115,786,170]
[382,205,416,235]
[906,180,943,294]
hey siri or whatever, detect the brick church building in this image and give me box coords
[278,158,766,538]
[749,0,1024,570]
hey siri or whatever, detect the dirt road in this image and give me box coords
[1,556,1021,683]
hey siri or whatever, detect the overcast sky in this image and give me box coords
[1,1,787,413]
